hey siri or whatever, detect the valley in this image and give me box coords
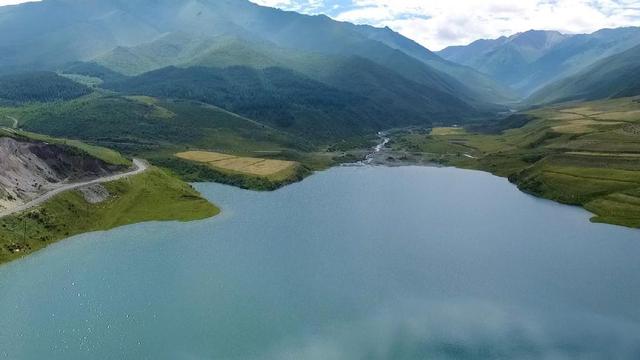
[1,0,640,358]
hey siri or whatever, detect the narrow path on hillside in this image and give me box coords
[3,116,18,129]
[0,159,149,219]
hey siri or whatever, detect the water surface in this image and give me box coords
[1,166,639,359]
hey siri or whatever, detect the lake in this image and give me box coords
[1,166,639,359]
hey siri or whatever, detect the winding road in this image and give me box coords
[0,158,148,219]
[8,116,18,129]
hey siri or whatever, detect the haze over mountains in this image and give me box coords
[0,0,639,140]
[439,27,640,98]
[526,43,640,105]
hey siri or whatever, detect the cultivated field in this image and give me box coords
[176,151,300,181]
[430,127,467,136]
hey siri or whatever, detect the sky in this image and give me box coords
[250,0,640,50]
[1,0,639,50]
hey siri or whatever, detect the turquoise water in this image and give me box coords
[1,166,639,359]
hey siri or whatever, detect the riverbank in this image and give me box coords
[387,97,640,229]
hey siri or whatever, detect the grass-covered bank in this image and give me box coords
[155,156,311,192]
[389,97,640,229]
[0,168,219,265]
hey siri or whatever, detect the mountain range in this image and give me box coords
[439,27,640,97]
[528,43,640,104]
[0,0,639,141]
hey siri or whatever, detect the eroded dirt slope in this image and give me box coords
[0,137,122,211]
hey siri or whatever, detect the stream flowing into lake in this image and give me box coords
[1,166,639,359]
[363,132,390,164]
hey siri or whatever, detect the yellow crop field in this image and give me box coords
[176,151,235,163]
[176,151,299,181]
[551,119,622,134]
[431,127,466,136]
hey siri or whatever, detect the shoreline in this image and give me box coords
[0,168,218,266]
[3,157,636,267]
[336,130,640,230]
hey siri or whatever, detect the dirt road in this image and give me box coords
[0,159,148,218]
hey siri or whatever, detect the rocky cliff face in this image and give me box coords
[0,137,121,211]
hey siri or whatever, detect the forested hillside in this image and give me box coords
[0,0,510,114]
[104,65,475,138]
[0,72,90,103]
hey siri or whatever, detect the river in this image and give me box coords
[1,166,639,359]
[363,132,390,164]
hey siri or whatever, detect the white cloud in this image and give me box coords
[3,0,639,51]
[337,0,640,50]
[251,0,328,13]
[0,0,39,5]
[253,0,640,50]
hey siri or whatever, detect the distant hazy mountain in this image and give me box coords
[439,30,570,93]
[347,24,517,103]
[439,28,640,96]
[527,44,640,105]
[0,0,160,71]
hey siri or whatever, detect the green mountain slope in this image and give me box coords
[527,44,640,104]
[104,65,475,138]
[3,93,305,152]
[94,33,482,131]
[351,24,517,104]
[0,71,91,103]
[96,28,494,110]
[96,33,283,75]
[0,0,499,134]
[60,61,127,83]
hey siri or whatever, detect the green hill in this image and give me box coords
[60,61,127,84]
[0,71,91,103]
[1,93,305,152]
[104,65,475,138]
